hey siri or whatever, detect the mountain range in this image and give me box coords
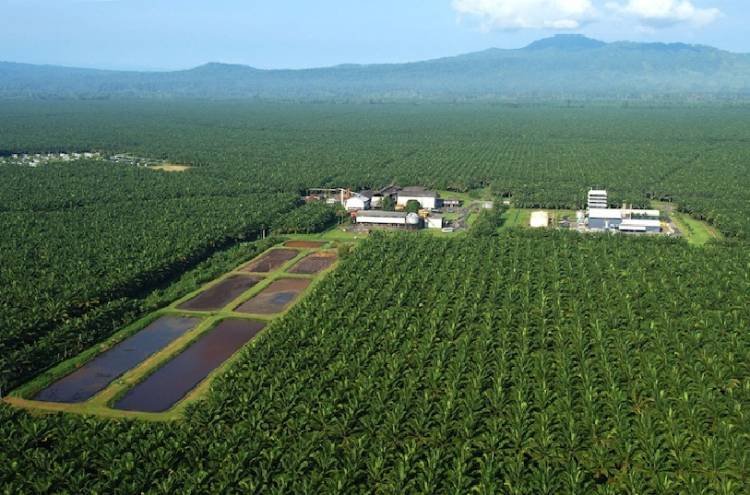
[1,35,749,100]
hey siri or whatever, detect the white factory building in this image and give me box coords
[530,211,550,228]
[345,193,371,211]
[588,189,609,209]
[396,187,439,211]
[587,189,661,233]
[355,211,421,228]
[426,214,444,229]
[588,207,662,233]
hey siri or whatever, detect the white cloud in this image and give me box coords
[452,0,597,30]
[452,0,722,31]
[606,1,720,26]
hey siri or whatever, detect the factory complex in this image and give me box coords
[307,186,452,231]
[586,190,662,234]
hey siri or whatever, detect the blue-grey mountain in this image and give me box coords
[1,35,748,100]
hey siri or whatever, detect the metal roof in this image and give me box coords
[588,208,623,219]
[620,219,661,228]
[590,208,660,219]
[628,209,660,217]
[530,211,549,228]
[398,191,438,198]
[356,211,407,219]
[347,193,370,202]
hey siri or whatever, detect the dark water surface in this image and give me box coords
[35,316,200,403]
[234,278,311,314]
[241,249,298,273]
[178,275,263,311]
[288,252,337,274]
[114,319,265,413]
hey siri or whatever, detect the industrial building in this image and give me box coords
[426,214,444,229]
[355,211,421,228]
[345,193,371,211]
[588,189,608,209]
[588,208,661,232]
[586,189,662,234]
[530,211,550,228]
[396,187,439,211]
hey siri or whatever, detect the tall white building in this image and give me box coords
[588,189,608,210]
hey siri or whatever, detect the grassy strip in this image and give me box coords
[670,210,723,246]
[500,208,531,228]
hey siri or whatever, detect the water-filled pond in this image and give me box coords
[113,318,265,413]
[177,275,263,311]
[234,278,311,314]
[288,252,337,274]
[34,316,201,403]
[241,249,299,273]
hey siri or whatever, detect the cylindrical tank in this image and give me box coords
[406,213,421,226]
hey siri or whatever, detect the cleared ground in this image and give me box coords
[148,163,192,172]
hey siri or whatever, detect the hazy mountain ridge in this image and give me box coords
[1,35,749,100]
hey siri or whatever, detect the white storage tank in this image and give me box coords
[406,213,421,226]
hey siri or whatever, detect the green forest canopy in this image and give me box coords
[1,100,749,492]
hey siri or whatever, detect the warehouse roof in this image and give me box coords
[627,209,661,218]
[620,219,661,228]
[588,208,623,219]
[398,187,438,198]
[356,211,407,219]
[530,211,549,228]
[589,208,661,219]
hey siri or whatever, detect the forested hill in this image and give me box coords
[2,35,750,100]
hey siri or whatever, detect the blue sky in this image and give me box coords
[0,0,746,70]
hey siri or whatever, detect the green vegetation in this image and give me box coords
[2,101,750,492]
[670,210,723,246]
[404,199,422,214]
[271,202,339,234]
[381,196,396,211]
[501,208,532,229]
[3,231,749,492]
[469,204,507,236]
[9,241,337,421]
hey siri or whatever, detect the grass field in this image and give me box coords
[652,201,722,247]
[500,208,532,228]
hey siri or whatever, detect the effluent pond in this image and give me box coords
[34,316,201,403]
[234,278,311,314]
[288,252,337,274]
[178,274,263,311]
[241,248,299,273]
[114,318,265,413]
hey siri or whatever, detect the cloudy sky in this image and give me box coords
[0,0,745,70]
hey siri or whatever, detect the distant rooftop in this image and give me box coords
[356,210,407,219]
[398,187,438,198]
[589,208,661,219]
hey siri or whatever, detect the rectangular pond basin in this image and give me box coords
[284,240,327,249]
[34,316,201,403]
[241,248,299,273]
[114,319,265,413]
[288,252,337,274]
[177,275,263,312]
[234,278,311,315]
